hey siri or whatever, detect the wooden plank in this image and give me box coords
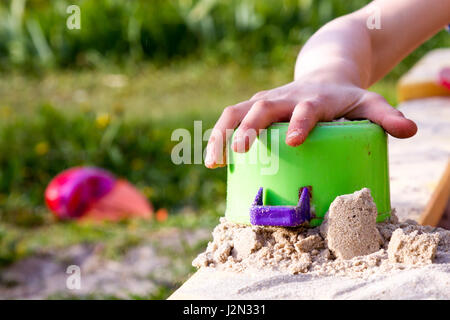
[437,198,450,229]
[418,161,450,226]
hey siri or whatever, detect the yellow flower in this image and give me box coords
[96,112,111,129]
[34,141,49,156]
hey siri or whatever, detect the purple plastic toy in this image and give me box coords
[249,187,311,227]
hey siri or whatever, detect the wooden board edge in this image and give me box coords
[418,160,450,226]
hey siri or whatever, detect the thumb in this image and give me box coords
[349,93,417,139]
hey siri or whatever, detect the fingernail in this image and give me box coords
[287,130,300,140]
[232,135,244,152]
[205,145,214,167]
[205,155,213,167]
[233,135,243,146]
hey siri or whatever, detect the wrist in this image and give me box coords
[294,60,364,89]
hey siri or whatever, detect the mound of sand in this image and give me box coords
[193,189,450,279]
[181,189,450,299]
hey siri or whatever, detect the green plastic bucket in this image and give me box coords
[225,120,391,226]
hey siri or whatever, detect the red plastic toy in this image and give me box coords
[45,167,153,221]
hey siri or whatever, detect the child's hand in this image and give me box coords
[204,74,417,169]
[204,0,450,169]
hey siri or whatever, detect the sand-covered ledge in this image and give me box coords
[171,189,450,299]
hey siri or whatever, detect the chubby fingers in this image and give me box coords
[285,100,322,147]
[348,93,417,139]
[231,100,294,153]
[205,101,253,168]
[205,98,326,168]
[205,99,297,168]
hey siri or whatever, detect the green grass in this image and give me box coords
[0,60,397,121]
[0,61,294,120]
[0,211,220,267]
[1,0,448,73]
[0,0,372,69]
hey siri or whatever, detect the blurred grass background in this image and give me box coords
[0,0,448,299]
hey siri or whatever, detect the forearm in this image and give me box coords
[295,0,450,88]
[294,15,372,88]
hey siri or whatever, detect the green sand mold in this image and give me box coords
[225,121,391,227]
